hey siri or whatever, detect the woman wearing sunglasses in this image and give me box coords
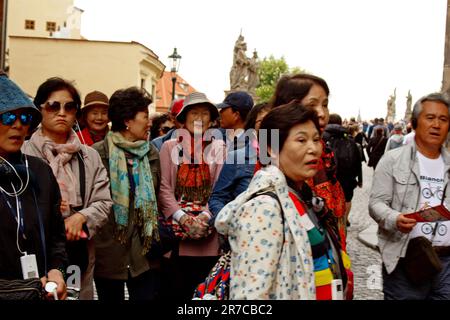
[0,73,68,300]
[150,112,175,141]
[22,77,113,300]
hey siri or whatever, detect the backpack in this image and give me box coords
[326,135,359,178]
[387,136,403,150]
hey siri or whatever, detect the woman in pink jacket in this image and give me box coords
[158,92,226,299]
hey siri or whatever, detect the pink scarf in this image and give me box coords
[29,128,82,216]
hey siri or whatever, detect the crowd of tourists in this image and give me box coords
[1,69,450,301]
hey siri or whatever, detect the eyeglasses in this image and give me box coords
[1,112,33,126]
[41,101,78,114]
[160,126,174,134]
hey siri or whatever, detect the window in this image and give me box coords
[179,83,188,91]
[141,78,146,89]
[25,20,35,30]
[46,22,56,32]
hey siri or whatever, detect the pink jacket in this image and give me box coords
[158,138,226,256]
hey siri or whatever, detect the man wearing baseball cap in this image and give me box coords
[216,91,253,134]
[209,91,257,224]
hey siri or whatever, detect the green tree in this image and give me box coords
[255,55,305,102]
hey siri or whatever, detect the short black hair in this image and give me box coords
[109,87,152,132]
[150,112,172,140]
[33,77,81,116]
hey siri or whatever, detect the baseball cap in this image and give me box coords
[217,91,254,114]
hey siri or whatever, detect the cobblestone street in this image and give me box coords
[346,161,383,300]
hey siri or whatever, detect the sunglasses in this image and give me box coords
[1,112,33,126]
[160,126,174,134]
[42,101,78,114]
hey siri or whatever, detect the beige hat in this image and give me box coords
[82,90,109,110]
[176,92,218,123]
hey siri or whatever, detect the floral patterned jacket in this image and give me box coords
[215,165,316,300]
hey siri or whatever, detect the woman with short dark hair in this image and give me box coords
[216,102,346,299]
[92,86,161,301]
[150,113,174,141]
[22,77,112,300]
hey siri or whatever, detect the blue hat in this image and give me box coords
[0,73,42,130]
[217,91,254,114]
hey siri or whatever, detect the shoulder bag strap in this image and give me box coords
[73,152,86,210]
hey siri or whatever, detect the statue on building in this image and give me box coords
[404,90,412,122]
[229,34,250,91]
[386,88,396,123]
[247,50,260,96]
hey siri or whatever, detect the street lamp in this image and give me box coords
[168,47,182,103]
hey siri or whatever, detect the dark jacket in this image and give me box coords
[92,138,161,280]
[323,124,362,189]
[354,132,368,162]
[0,153,67,280]
[208,133,258,224]
[367,135,388,169]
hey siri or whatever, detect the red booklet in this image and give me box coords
[404,204,450,222]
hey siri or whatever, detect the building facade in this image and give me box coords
[8,36,164,110]
[155,71,196,113]
[4,0,165,112]
[7,0,82,39]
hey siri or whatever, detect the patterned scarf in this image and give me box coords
[106,131,158,254]
[175,138,212,205]
[306,139,347,251]
[29,128,81,216]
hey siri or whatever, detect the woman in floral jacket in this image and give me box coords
[216,103,348,300]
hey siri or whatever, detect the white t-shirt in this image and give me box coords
[409,151,450,246]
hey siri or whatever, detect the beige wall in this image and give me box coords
[8,36,164,111]
[7,0,81,39]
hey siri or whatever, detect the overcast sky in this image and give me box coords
[74,0,447,121]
